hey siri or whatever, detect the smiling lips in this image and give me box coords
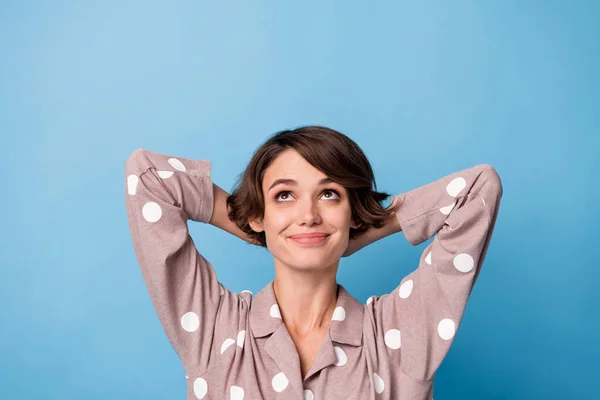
[288,232,330,246]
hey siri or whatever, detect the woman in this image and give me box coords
[124,126,502,400]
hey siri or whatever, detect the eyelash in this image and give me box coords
[274,188,341,202]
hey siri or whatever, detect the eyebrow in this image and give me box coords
[268,177,335,192]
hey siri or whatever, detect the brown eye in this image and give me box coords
[274,191,293,202]
[322,189,341,200]
[275,189,341,202]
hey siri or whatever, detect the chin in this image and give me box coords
[290,262,332,272]
[290,252,341,269]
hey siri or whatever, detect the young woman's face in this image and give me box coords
[249,149,360,271]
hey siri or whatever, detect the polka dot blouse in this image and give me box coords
[124,149,503,399]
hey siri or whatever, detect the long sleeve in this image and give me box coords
[124,148,241,377]
[371,164,503,382]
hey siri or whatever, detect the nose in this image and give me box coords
[296,197,321,226]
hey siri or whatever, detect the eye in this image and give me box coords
[322,189,341,200]
[274,188,341,202]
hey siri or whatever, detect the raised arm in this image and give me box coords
[124,148,244,377]
[342,201,403,258]
[369,164,503,382]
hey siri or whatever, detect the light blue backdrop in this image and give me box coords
[1,1,597,399]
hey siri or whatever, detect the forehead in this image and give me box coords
[262,149,327,188]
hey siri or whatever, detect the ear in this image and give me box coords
[351,219,363,230]
[248,218,265,233]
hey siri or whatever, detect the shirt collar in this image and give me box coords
[249,280,364,347]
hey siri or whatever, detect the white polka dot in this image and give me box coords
[384,329,401,349]
[237,330,246,348]
[193,377,208,399]
[272,372,289,392]
[168,157,186,172]
[304,389,314,400]
[439,200,456,215]
[333,346,347,366]
[446,177,467,197]
[332,306,346,321]
[127,174,138,195]
[157,170,174,179]
[373,373,385,394]
[270,304,281,319]
[454,253,474,273]
[438,318,456,340]
[366,296,374,305]
[181,312,200,332]
[185,374,189,379]
[230,385,244,400]
[425,251,432,265]
[399,280,413,299]
[142,201,162,222]
[220,338,235,354]
[240,290,253,295]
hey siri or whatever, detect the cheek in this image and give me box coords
[262,209,292,232]
[263,204,353,231]
[326,208,353,226]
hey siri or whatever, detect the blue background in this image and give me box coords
[1,1,597,399]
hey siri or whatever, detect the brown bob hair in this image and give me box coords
[226,125,400,248]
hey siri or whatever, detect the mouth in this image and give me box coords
[287,234,330,246]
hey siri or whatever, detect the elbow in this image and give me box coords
[478,164,504,200]
[127,148,148,163]
[125,148,149,175]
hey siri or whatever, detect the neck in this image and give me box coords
[272,260,339,338]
